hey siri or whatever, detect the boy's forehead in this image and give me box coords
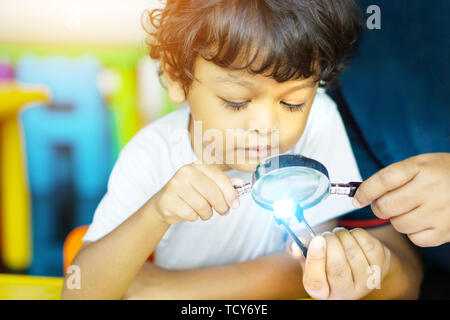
[194,56,315,90]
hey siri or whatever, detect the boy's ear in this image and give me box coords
[162,65,186,104]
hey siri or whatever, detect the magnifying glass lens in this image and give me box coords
[235,153,361,257]
[252,167,330,210]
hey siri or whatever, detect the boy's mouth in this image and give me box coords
[237,145,273,159]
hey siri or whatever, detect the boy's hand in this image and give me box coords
[292,228,391,300]
[150,161,241,225]
[353,153,450,247]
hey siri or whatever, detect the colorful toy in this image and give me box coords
[97,66,141,156]
[0,82,48,271]
[0,59,14,266]
[0,45,167,276]
[0,61,14,80]
[16,55,114,275]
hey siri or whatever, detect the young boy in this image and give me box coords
[62,0,422,299]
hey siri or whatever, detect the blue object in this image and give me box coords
[16,55,114,275]
[332,0,450,277]
[251,154,330,211]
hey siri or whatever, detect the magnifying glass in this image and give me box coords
[233,153,361,257]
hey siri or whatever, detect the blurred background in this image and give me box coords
[0,0,179,276]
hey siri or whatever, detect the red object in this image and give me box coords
[338,218,390,228]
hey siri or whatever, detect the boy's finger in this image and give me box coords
[197,165,239,209]
[303,236,329,300]
[354,158,420,208]
[230,177,246,187]
[333,227,370,289]
[177,182,214,220]
[195,164,240,210]
[168,195,199,222]
[323,232,354,294]
[190,167,231,215]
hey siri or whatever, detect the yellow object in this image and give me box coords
[0,82,48,270]
[108,67,141,154]
[0,273,63,300]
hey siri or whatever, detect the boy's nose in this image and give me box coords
[246,103,278,133]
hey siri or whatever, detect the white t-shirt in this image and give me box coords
[83,89,362,270]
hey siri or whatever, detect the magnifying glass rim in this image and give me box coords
[251,153,331,211]
[253,153,329,182]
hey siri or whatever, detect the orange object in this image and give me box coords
[62,225,88,273]
[62,225,154,274]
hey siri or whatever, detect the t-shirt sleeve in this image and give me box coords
[82,132,163,242]
[291,90,387,228]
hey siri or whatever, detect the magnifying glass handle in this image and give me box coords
[329,182,361,197]
[234,182,252,196]
[301,219,316,239]
[277,220,309,258]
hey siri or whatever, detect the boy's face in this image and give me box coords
[170,56,319,173]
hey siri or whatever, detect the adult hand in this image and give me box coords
[291,228,391,300]
[353,153,450,247]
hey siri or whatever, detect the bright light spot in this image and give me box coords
[273,198,296,219]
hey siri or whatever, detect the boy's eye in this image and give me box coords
[280,101,305,111]
[220,98,249,111]
[219,98,305,112]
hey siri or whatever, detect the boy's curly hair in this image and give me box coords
[144,0,362,94]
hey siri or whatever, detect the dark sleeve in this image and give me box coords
[327,86,390,229]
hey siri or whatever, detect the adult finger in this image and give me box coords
[408,229,444,247]
[303,236,329,299]
[351,228,387,278]
[333,227,370,289]
[354,158,420,208]
[323,232,354,297]
[389,206,430,234]
[288,241,304,261]
[369,175,423,219]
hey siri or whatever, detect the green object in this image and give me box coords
[108,67,141,157]
[0,44,146,158]
[0,44,145,68]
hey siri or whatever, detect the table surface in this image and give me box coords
[0,274,63,300]
[0,273,312,300]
